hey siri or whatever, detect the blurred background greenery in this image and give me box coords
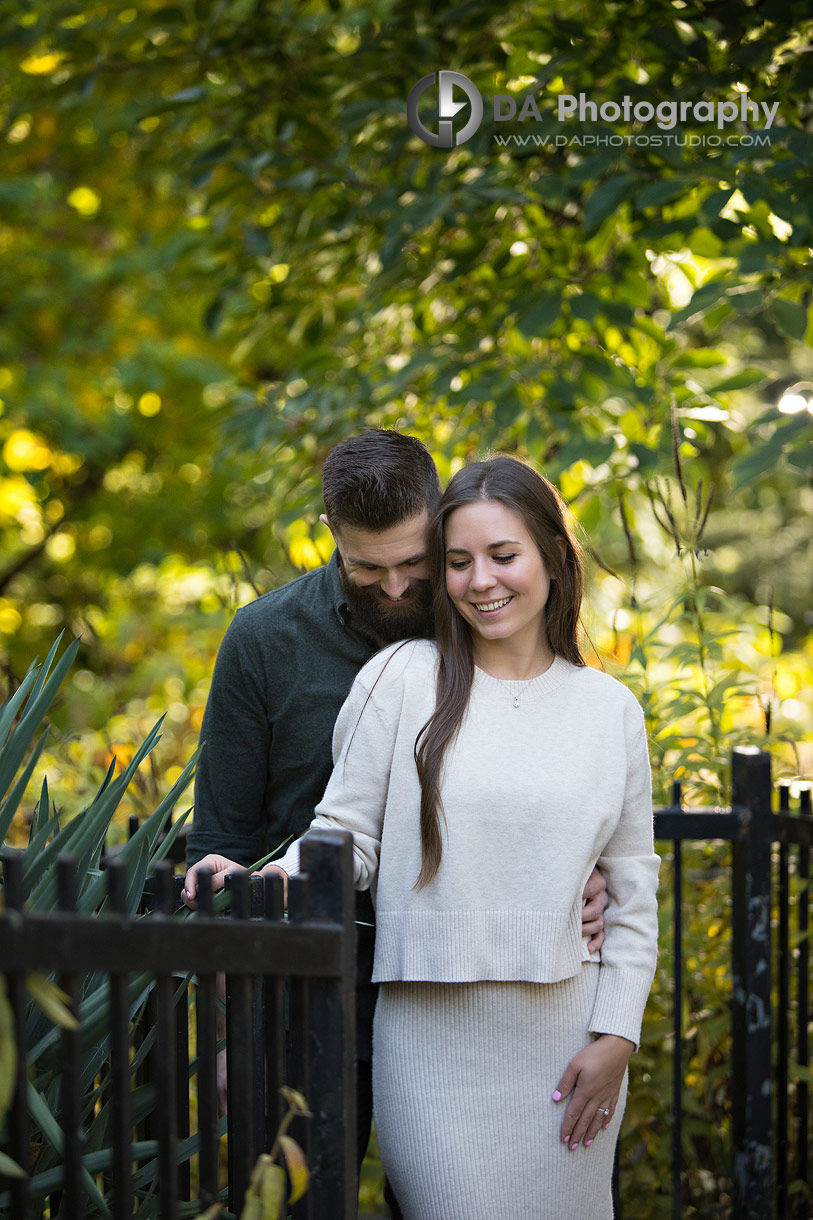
[0,2,811,1212]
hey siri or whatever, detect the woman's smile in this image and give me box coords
[444,499,555,667]
[472,595,513,614]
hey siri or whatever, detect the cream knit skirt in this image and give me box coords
[372,964,625,1220]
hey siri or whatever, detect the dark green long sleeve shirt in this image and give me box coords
[187,553,377,864]
[186,552,380,1056]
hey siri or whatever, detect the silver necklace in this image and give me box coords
[495,675,538,709]
[484,657,555,707]
[510,679,536,709]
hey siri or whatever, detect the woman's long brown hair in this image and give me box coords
[413,456,586,889]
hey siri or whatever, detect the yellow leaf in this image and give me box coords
[241,1154,285,1220]
[137,392,162,417]
[289,536,323,570]
[66,186,101,217]
[279,1134,309,1204]
[20,51,64,74]
[240,1195,262,1220]
[2,429,52,472]
[45,533,76,562]
[0,602,22,634]
[0,476,35,520]
[279,1086,310,1116]
[260,1163,287,1217]
[25,974,79,1030]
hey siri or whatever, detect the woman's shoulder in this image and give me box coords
[354,637,439,694]
[567,662,645,726]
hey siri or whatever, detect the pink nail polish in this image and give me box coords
[585,1140,593,1147]
[571,1143,579,1151]
[563,1135,569,1144]
[552,1091,562,1101]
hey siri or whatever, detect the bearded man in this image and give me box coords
[185,430,608,1217]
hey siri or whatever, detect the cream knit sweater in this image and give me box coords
[277,639,660,1048]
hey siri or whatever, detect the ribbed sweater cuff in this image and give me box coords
[588,966,654,1049]
[272,840,301,878]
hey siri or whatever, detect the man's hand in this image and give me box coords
[182,854,243,909]
[581,865,608,953]
[552,1033,633,1150]
[183,856,290,910]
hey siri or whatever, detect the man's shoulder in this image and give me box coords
[228,564,336,635]
[213,564,349,672]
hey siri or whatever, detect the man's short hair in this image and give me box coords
[322,430,442,531]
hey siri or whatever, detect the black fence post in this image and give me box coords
[0,841,359,1220]
[298,831,357,1220]
[57,855,83,1220]
[731,746,773,1220]
[153,861,180,1220]
[225,870,257,1215]
[107,859,133,1220]
[287,871,313,1219]
[193,868,221,1210]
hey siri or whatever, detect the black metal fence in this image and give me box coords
[631,746,812,1220]
[2,748,811,1220]
[0,830,357,1220]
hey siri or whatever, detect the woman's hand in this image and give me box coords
[552,1033,634,1150]
[182,854,244,908]
[260,864,289,907]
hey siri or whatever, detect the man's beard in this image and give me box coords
[339,570,435,646]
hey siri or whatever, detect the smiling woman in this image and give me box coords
[261,454,659,1220]
[444,499,555,671]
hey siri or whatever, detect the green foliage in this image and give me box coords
[0,0,809,854]
[0,0,811,682]
[0,3,810,1213]
[625,843,736,1217]
[192,1087,312,1220]
[0,977,25,1182]
[0,636,199,1217]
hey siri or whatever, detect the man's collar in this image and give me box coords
[325,549,356,630]
[326,550,384,643]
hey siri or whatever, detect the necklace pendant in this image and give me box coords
[513,695,520,709]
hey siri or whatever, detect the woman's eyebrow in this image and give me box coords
[446,539,520,554]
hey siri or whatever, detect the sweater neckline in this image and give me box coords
[473,654,572,703]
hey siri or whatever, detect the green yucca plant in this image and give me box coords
[0,633,201,1218]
